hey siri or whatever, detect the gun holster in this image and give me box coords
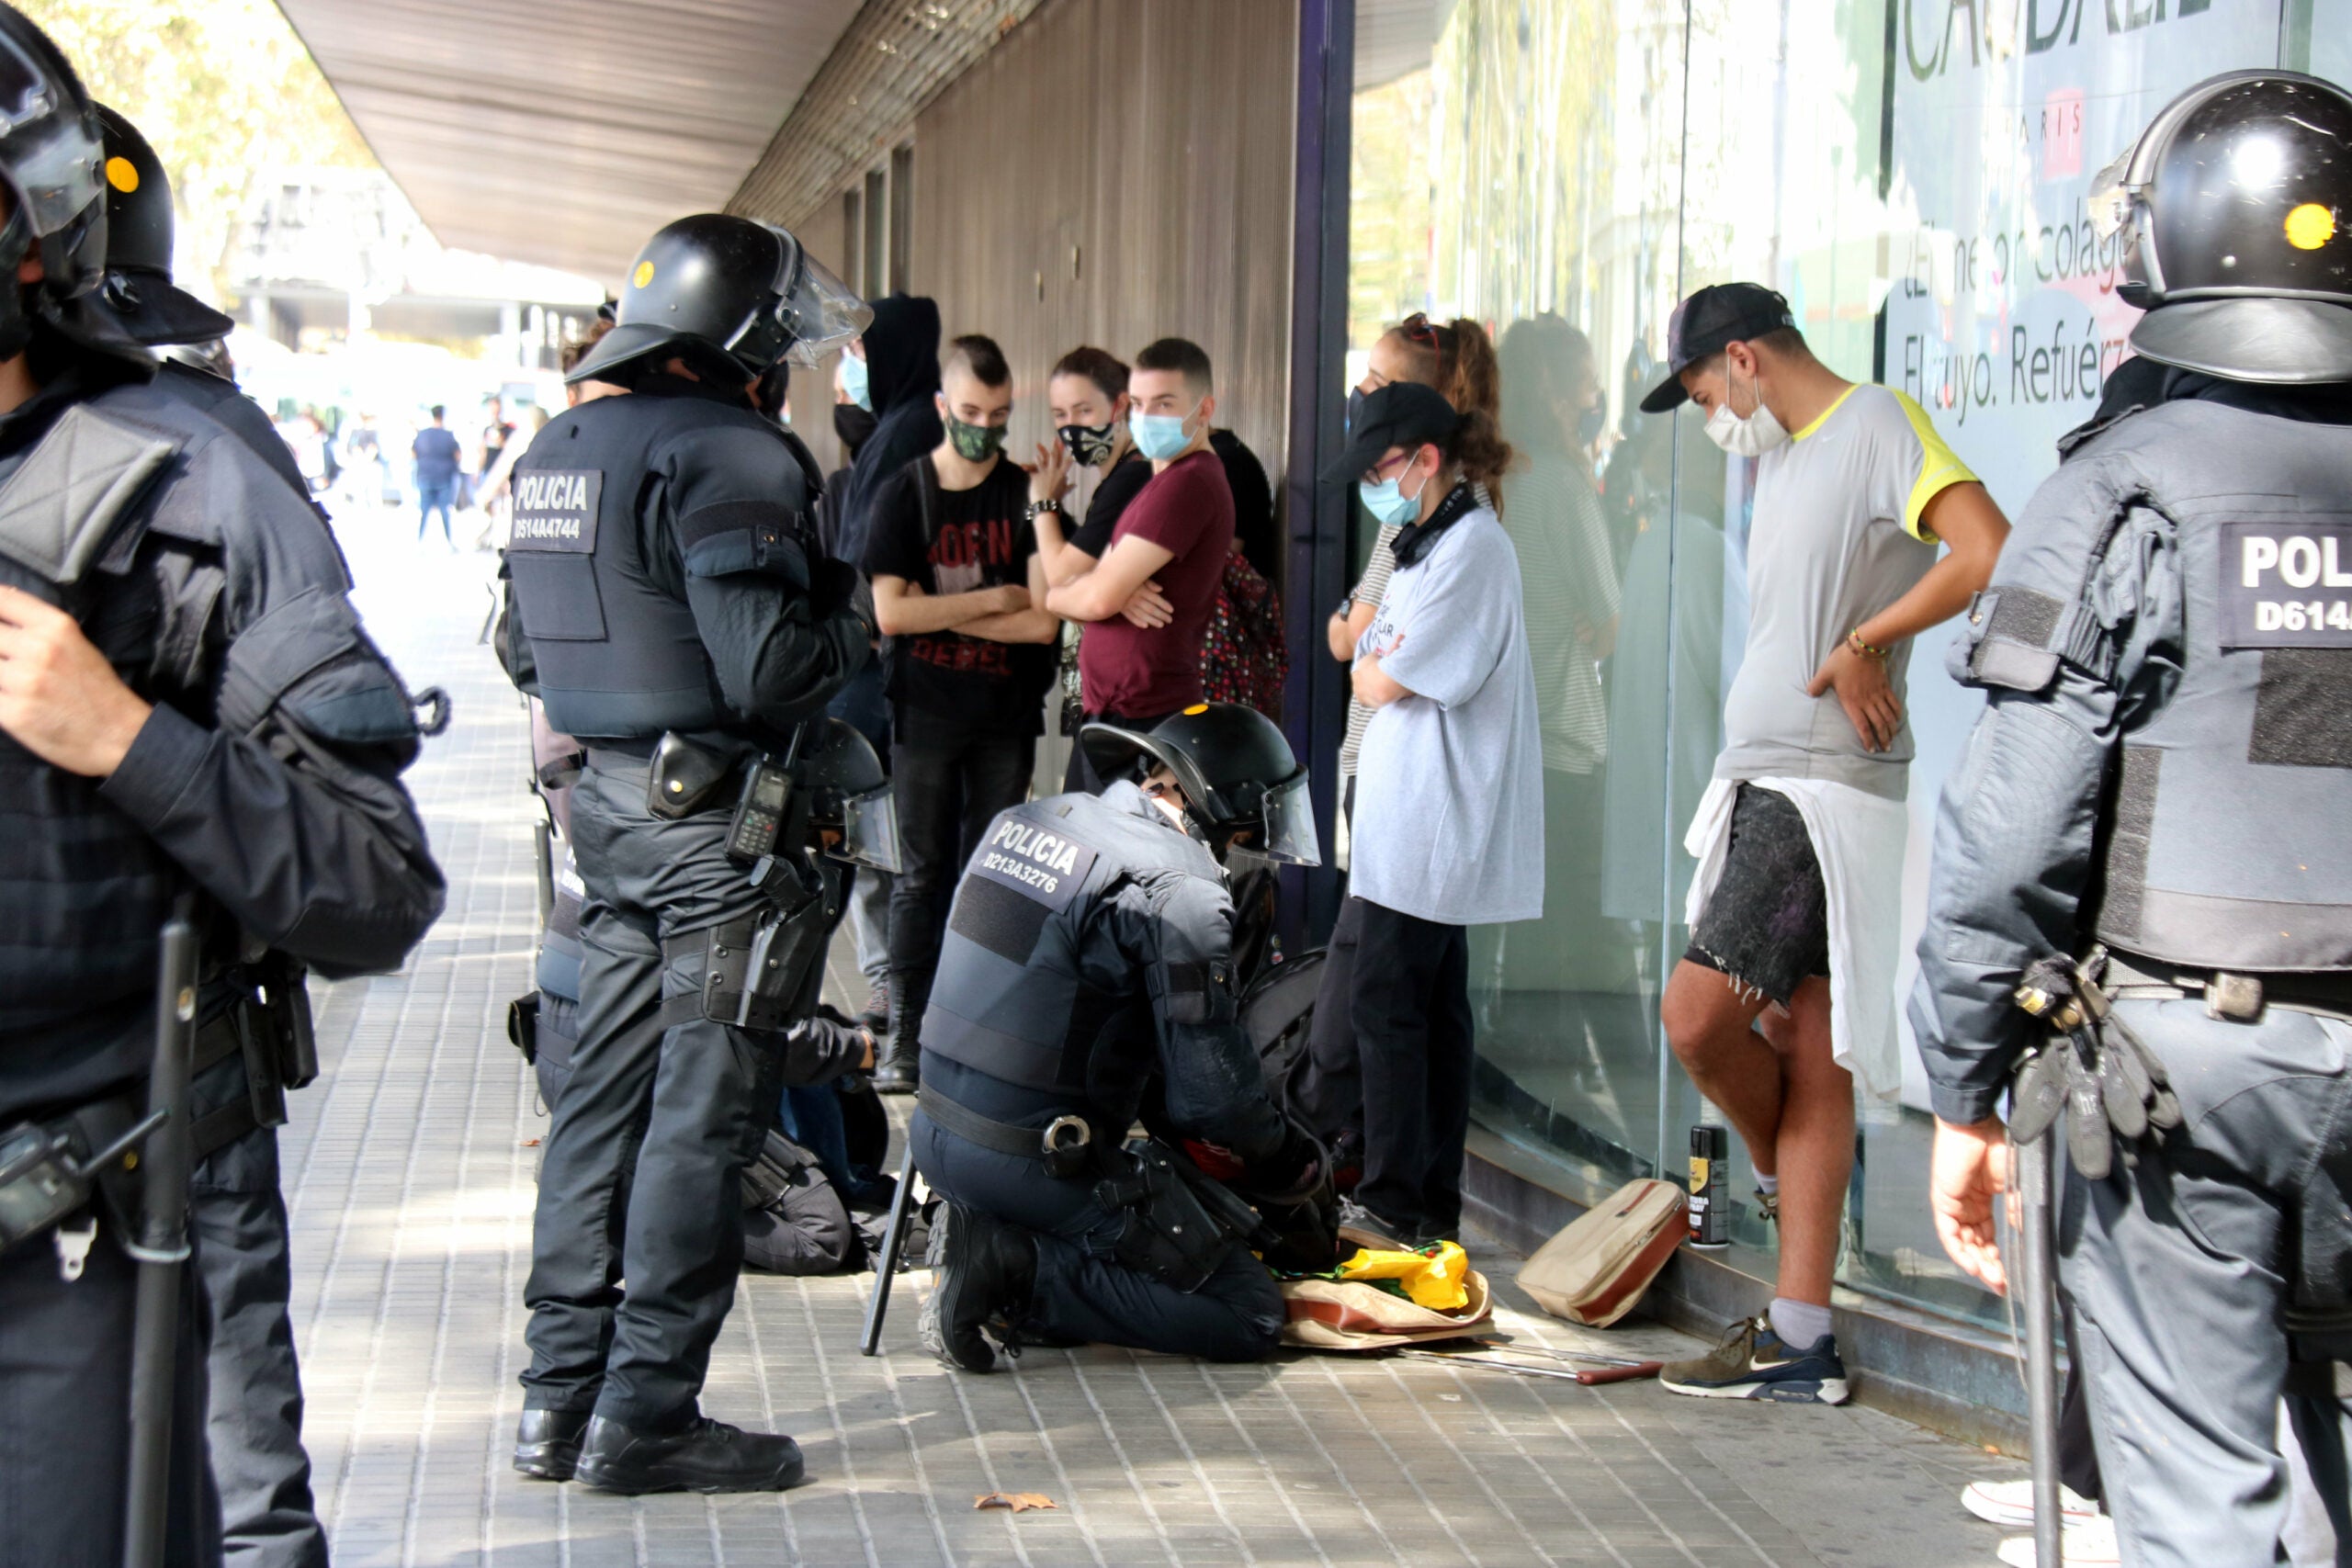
[675,869,831,1035]
[647,731,737,820]
[1092,1138,1254,1293]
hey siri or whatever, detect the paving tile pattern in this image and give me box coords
[280,528,2024,1566]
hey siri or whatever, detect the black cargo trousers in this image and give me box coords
[520,750,817,1432]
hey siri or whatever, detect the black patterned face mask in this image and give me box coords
[1057,422,1118,468]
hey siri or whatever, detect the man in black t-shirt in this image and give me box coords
[863,334,1059,1092]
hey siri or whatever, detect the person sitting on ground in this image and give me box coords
[1044,338,1236,792]
[1325,381,1543,1256]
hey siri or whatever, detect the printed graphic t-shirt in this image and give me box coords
[863,454,1054,735]
[1714,383,1976,800]
[1076,448,1234,718]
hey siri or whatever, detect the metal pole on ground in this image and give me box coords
[861,1140,922,1355]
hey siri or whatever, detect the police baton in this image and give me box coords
[124,897,199,1568]
[860,1140,922,1355]
[2014,1119,2065,1567]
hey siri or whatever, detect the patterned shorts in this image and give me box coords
[1684,784,1830,1008]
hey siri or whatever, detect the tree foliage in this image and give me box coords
[14,0,374,299]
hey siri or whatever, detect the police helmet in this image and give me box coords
[0,9,134,363]
[93,105,232,348]
[2090,70,2352,383]
[1081,703,1320,866]
[798,718,901,873]
[567,214,870,389]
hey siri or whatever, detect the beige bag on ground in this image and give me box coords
[1279,1269,1494,1349]
[1517,1179,1687,1327]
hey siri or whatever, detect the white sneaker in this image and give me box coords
[1995,1515,2120,1567]
[1962,1478,2101,1529]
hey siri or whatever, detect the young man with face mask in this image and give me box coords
[1045,337,1237,793]
[861,334,1061,1093]
[1639,283,2009,1404]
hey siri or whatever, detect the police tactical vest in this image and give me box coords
[506,393,782,739]
[922,791,1220,1111]
[1972,399,2352,973]
[0,402,186,1041]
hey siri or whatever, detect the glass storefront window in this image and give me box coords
[1345,0,2343,1333]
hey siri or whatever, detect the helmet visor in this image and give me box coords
[776,245,871,367]
[1252,770,1320,867]
[0,35,97,241]
[834,783,903,873]
[2087,147,2139,242]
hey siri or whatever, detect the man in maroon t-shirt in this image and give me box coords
[1045,336,1236,792]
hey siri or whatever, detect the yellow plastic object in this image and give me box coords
[1335,1240,1471,1312]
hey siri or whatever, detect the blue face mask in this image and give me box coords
[1358,460,1430,527]
[1130,405,1197,462]
[840,354,872,412]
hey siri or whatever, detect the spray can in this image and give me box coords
[1689,1124,1728,1248]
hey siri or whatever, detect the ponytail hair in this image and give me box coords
[1435,407,1514,502]
[1387,314,1502,423]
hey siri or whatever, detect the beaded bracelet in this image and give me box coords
[1846,627,1891,660]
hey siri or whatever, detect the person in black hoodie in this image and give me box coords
[824,295,943,1040]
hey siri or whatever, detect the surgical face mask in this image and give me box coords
[1058,422,1119,468]
[1130,404,1198,463]
[1358,458,1431,527]
[1701,360,1787,457]
[944,413,1008,463]
[839,353,871,412]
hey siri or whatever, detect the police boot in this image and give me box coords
[869,970,923,1095]
[919,1204,1038,1373]
[571,1414,807,1495]
[513,1407,591,1481]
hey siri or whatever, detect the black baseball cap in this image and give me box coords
[1320,380,1461,483]
[1638,283,1797,412]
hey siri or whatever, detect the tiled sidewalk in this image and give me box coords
[286,525,2025,1566]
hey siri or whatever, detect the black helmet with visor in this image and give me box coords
[93,104,232,348]
[796,718,902,874]
[1080,702,1320,866]
[2089,70,2352,383]
[567,214,869,389]
[0,9,130,362]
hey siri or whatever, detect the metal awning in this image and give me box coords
[274,0,865,284]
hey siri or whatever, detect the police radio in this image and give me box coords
[727,758,794,863]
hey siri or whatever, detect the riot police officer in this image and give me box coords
[0,11,445,1567]
[92,99,339,1568]
[503,213,878,1494]
[92,104,311,502]
[1912,71,2352,1568]
[913,702,1326,1371]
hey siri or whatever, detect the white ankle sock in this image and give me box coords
[1756,1172,1780,1196]
[1768,1298,1832,1349]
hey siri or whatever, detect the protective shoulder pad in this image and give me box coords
[0,402,178,585]
[676,498,812,587]
[1950,452,2137,694]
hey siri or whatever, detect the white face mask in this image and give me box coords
[1702,358,1788,457]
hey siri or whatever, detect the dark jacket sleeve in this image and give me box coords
[1906,454,2184,1123]
[658,423,871,728]
[775,1005,873,1087]
[1113,869,1285,1162]
[98,434,445,978]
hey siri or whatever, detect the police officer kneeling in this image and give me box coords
[914,703,1325,1371]
[0,11,444,1565]
[503,214,877,1494]
[1913,71,2352,1568]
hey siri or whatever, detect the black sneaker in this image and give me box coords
[571,1414,807,1495]
[512,1407,590,1481]
[1335,1199,1418,1253]
[1658,1314,1851,1405]
[918,1204,1036,1372]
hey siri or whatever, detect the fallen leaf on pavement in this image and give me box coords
[521,1138,541,1147]
[974,1492,1057,1513]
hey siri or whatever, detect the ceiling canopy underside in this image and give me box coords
[274,0,866,283]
